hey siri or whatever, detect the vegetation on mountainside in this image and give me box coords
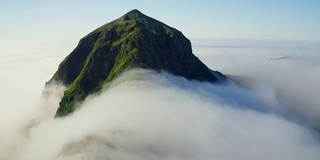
[48,9,225,117]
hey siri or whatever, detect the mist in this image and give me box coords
[0,39,320,160]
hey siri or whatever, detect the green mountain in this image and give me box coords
[48,9,226,117]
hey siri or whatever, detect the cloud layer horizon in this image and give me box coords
[0,39,319,160]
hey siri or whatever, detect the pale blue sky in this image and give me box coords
[1,0,320,41]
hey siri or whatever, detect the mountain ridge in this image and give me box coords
[47,9,226,117]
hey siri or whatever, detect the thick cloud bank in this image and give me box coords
[0,39,320,160]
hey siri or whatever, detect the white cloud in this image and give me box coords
[0,39,320,160]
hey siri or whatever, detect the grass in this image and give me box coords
[52,9,223,117]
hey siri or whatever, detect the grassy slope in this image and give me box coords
[49,10,224,117]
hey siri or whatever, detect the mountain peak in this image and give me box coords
[120,9,149,22]
[124,9,143,17]
[48,10,226,117]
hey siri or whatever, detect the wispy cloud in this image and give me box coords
[0,39,319,160]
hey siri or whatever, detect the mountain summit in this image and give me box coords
[48,9,226,117]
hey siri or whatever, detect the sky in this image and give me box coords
[1,0,320,42]
[1,1,320,159]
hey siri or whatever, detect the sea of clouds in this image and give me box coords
[0,38,319,160]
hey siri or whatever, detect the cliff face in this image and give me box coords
[48,9,226,117]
